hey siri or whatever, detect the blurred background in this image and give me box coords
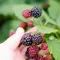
[0,0,60,43]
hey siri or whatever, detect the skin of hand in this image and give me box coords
[0,27,37,60]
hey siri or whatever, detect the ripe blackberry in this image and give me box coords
[26,45,39,59]
[21,33,32,46]
[32,6,42,18]
[32,33,43,45]
[22,10,32,18]
[40,43,48,50]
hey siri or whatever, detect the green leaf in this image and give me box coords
[42,10,56,25]
[36,26,58,34]
[0,21,11,43]
[56,16,60,27]
[13,4,33,22]
[10,20,21,30]
[48,1,60,20]
[46,38,60,60]
[0,19,20,43]
[0,4,13,15]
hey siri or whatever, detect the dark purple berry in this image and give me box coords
[21,33,32,46]
[32,6,42,18]
[32,33,43,45]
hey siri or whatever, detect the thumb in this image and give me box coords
[3,27,24,50]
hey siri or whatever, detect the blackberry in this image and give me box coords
[32,33,43,45]
[28,20,34,27]
[35,56,44,60]
[21,33,32,46]
[20,22,27,29]
[26,45,39,59]
[32,6,42,18]
[40,43,48,50]
[26,51,34,59]
[22,10,32,18]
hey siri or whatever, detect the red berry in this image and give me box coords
[9,31,15,37]
[28,20,34,27]
[20,22,27,29]
[44,54,52,60]
[35,56,44,60]
[22,10,32,18]
[26,45,39,58]
[40,43,48,50]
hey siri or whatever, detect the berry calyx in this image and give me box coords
[22,10,32,18]
[32,6,42,18]
[21,33,32,46]
[20,22,27,29]
[40,43,48,50]
[32,33,43,45]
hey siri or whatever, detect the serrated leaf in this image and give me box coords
[36,26,58,34]
[13,4,33,22]
[46,38,60,60]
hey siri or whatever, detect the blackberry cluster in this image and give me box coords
[32,6,42,18]
[21,33,43,46]
[21,33,32,46]
[32,34,43,45]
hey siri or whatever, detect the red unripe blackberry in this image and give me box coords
[28,20,34,27]
[9,31,15,37]
[35,56,44,60]
[26,45,39,59]
[21,33,32,46]
[20,22,27,29]
[44,54,52,60]
[22,10,32,18]
[40,43,48,50]
[32,33,43,45]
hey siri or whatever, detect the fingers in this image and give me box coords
[3,27,24,50]
[27,27,37,33]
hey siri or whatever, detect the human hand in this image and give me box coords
[0,27,37,60]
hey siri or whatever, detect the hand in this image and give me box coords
[0,27,37,60]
